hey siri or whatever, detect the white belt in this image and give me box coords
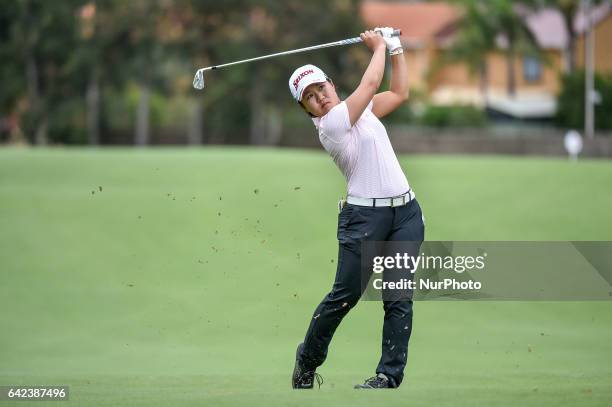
[347,190,415,208]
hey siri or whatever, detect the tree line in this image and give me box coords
[0,0,365,145]
[1,0,608,145]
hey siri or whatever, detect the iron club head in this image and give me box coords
[193,70,205,90]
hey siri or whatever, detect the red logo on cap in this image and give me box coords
[293,69,314,91]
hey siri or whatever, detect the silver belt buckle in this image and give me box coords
[391,195,404,207]
[338,197,346,213]
[391,194,406,207]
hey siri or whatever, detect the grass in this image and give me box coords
[1,147,611,406]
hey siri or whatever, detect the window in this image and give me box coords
[523,56,542,83]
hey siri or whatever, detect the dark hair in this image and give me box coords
[298,101,316,118]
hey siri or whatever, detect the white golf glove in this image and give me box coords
[374,26,403,55]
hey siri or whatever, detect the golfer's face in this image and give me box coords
[302,81,339,117]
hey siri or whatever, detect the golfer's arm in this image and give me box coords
[372,53,409,119]
[345,46,386,126]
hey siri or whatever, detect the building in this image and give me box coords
[361,0,612,119]
[576,2,612,73]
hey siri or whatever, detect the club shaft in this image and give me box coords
[201,37,360,73]
[193,29,401,89]
[196,29,401,73]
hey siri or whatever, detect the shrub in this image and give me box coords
[384,103,414,124]
[556,70,612,131]
[419,104,487,127]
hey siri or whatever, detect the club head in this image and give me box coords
[193,70,205,90]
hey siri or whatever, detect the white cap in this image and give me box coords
[288,64,328,101]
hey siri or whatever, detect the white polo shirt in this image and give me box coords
[313,100,412,199]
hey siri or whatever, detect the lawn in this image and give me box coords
[1,147,611,406]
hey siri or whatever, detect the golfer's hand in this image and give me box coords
[360,30,386,53]
[374,26,403,54]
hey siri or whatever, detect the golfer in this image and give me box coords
[289,28,425,389]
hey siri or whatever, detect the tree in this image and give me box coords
[0,2,24,119]
[556,70,612,130]
[449,0,540,98]
[0,0,83,145]
[240,0,365,145]
[123,0,166,146]
[536,0,604,73]
[178,0,254,145]
[436,0,497,105]
[74,0,133,145]
[0,0,368,146]
[176,0,365,146]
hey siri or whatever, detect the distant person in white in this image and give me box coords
[289,28,426,390]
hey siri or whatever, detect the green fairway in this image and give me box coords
[1,147,611,406]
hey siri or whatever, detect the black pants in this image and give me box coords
[299,199,425,387]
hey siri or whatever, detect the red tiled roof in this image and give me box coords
[362,1,611,51]
[360,0,461,46]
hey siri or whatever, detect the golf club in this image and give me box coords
[193,29,401,90]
